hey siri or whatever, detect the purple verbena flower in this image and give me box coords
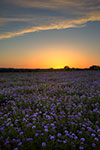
[42,142,46,147]
[57,133,62,137]
[97,129,100,132]
[94,137,99,141]
[74,136,78,140]
[63,140,67,143]
[26,138,33,141]
[81,138,85,142]
[92,143,96,147]
[44,128,48,132]
[91,133,95,137]
[13,148,18,150]
[32,125,36,129]
[50,136,55,140]
[19,131,23,135]
[35,133,39,136]
[79,146,84,150]
[18,142,22,146]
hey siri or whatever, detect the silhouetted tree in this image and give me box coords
[64,66,70,70]
[89,65,100,70]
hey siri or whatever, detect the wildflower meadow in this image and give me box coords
[0,71,100,150]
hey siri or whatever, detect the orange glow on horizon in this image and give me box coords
[28,48,92,69]
[0,46,94,69]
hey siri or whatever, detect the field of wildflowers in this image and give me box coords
[0,71,100,150]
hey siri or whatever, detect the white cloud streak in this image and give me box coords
[0,13,100,40]
[0,0,100,39]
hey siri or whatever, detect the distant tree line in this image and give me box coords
[0,65,100,72]
[64,65,100,70]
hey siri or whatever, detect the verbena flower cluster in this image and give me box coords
[0,71,100,150]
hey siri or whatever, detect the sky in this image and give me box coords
[0,0,100,69]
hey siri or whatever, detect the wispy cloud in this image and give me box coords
[0,17,31,24]
[0,0,100,39]
[3,0,81,9]
[0,13,100,40]
[5,0,100,10]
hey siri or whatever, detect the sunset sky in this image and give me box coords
[0,0,100,69]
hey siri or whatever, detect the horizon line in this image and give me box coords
[0,65,100,70]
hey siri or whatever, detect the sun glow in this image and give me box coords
[0,44,92,69]
[29,47,90,69]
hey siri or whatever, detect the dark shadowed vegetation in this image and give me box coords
[0,65,100,72]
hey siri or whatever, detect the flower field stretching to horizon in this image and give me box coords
[0,71,100,150]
